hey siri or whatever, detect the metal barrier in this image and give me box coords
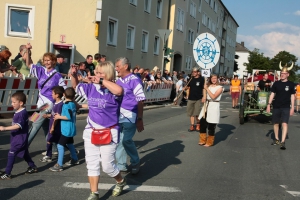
[143,82,173,103]
[0,77,172,113]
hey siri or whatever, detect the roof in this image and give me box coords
[236,42,250,52]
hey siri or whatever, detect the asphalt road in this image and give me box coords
[0,93,300,200]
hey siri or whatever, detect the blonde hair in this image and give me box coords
[95,61,115,81]
[208,74,220,86]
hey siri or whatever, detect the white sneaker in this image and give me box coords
[42,151,58,156]
[39,156,52,162]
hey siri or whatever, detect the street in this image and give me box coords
[0,93,300,200]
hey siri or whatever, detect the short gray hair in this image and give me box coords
[115,57,131,71]
[19,45,26,52]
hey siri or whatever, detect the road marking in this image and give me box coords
[63,182,181,192]
[280,185,300,197]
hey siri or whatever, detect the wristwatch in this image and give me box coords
[99,78,103,86]
[137,117,143,120]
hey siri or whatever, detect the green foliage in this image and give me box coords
[245,49,299,82]
[244,48,271,73]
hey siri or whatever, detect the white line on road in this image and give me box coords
[280,185,300,197]
[63,182,181,193]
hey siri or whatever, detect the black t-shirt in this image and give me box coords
[258,79,271,92]
[84,61,95,76]
[271,80,295,108]
[187,76,205,100]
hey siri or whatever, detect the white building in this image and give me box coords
[235,41,249,78]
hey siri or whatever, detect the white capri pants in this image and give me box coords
[83,129,120,177]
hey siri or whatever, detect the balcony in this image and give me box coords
[221,39,225,47]
[223,22,227,30]
[220,56,224,63]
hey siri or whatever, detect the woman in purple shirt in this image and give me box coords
[71,61,126,199]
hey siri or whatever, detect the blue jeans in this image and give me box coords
[57,143,78,166]
[115,122,139,170]
[28,110,57,152]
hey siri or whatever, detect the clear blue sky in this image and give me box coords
[222,0,300,62]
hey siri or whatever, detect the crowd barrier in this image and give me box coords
[0,77,172,114]
[143,82,173,103]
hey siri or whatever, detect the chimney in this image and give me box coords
[241,42,244,47]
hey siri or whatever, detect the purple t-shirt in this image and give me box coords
[48,100,63,135]
[116,73,146,123]
[76,83,122,128]
[10,108,29,158]
[30,65,67,108]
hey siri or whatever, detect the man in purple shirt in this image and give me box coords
[115,57,145,175]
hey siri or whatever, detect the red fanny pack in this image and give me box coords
[91,125,116,145]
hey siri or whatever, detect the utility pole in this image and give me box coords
[158,29,172,72]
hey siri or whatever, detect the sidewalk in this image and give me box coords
[0,101,172,126]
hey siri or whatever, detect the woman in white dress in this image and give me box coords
[198,74,223,147]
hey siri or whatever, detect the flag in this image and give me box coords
[27,26,31,35]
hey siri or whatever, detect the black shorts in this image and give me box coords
[58,135,74,146]
[272,108,290,124]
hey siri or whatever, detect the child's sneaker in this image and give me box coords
[0,173,11,180]
[39,156,52,163]
[49,164,63,172]
[25,167,38,174]
[42,151,58,156]
[65,159,79,166]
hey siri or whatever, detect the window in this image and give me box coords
[5,4,35,38]
[156,0,163,18]
[190,1,196,18]
[176,8,184,31]
[205,0,209,3]
[218,28,222,38]
[141,30,149,52]
[214,1,218,13]
[188,29,194,44]
[202,13,207,26]
[144,0,151,13]
[126,25,135,49]
[129,0,137,6]
[107,17,118,46]
[197,21,200,33]
[154,35,160,55]
[198,0,202,12]
[185,56,192,70]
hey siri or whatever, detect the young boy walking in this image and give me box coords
[49,87,79,172]
[0,92,38,179]
[40,86,64,162]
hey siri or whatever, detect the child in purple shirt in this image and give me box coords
[0,92,38,180]
[39,86,64,162]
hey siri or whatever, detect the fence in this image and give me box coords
[0,77,172,114]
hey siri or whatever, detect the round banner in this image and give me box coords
[193,32,220,69]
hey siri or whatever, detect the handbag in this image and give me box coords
[91,125,116,145]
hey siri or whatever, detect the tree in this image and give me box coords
[244,48,271,73]
[270,51,299,82]
[233,54,239,72]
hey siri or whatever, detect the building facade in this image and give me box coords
[1,0,237,74]
[167,0,238,76]
[235,41,250,78]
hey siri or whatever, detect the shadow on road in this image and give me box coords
[124,140,184,186]
[0,180,44,200]
[214,124,235,146]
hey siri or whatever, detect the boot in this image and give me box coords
[204,136,215,147]
[196,124,200,131]
[198,133,207,145]
[188,124,195,132]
